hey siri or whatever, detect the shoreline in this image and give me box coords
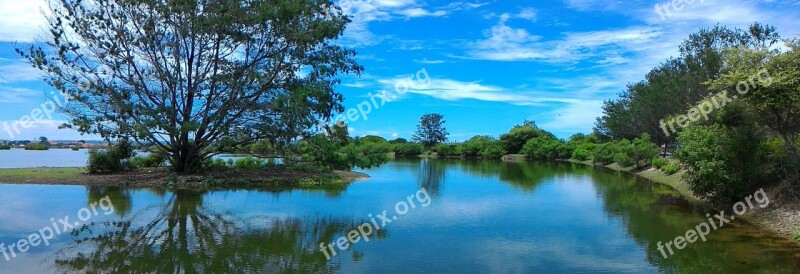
[0,167,369,190]
[560,158,800,240]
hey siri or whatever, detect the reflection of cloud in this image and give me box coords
[475,238,655,273]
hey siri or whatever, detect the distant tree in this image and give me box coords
[39,136,49,145]
[412,114,448,148]
[19,0,359,173]
[388,138,408,144]
[499,120,554,153]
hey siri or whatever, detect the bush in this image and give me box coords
[591,142,618,165]
[433,143,459,157]
[614,152,636,167]
[341,143,390,169]
[0,145,10,150]
[571,143,595,161]
[651,157,669,169]
[393,143,424,156]
[662,162,681,175]
[24,144,49,150]
[71,146,80,151]
[457,136,506,159]
[233,156,276,171]
[87,140,135,174]
[629,134,660,168]
[479,141,506,159]
[131,153,167,168]
[521,136,569,160]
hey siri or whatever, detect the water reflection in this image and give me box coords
[56,190,361,273]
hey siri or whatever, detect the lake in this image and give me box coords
[0,158,799,273]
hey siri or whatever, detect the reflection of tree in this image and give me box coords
[457,160,576,192]
[87,186,132,217]
[589,170,800,273]
[57,190,359,273]
[416,159,445,196]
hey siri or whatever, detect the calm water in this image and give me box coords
[0,149,89,168]
[0,158,799,273]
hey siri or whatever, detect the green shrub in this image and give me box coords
[24,144,49,150]
[661,162,681,175]
[131,153,167,168]
[629,134,660,168]
[341,143,390,169]
[233,156,276,171]
[571,143,595,161]
[433,143,459,157]
[459,136,506,158]
[0,145,10,150]
[614,153,636,167]
[479,141,506,159]
[70,146,80,151]
[521,136,567,160]
[651,157,669,169]
[393,143,424,156]
[87,140,135,174]
[591,142,618,165]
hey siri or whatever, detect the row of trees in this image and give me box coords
[596,22,800,205]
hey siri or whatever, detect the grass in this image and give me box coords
[637,169,700,202]
[0,167,85,182]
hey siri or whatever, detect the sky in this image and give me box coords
[0,0,798,141]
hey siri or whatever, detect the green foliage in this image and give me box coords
[479,141,507,159]
[388,138,408,144]
[393,143,424,156]
[571,143,595,161]
[500,120,554,154]
[24,144,49,150]
[629,134,660,168]
[358,135,388,144]
[87,140,135,174]
[130,153,167,168]
[248,140,275,155]
[412,113,449,148]
[651,157,669,169]
[433,143,459,157]
[675,124,774,205]
[594,23,781,144]
[341,143,390,169]
[662,162,681,175]
[591,142,618,165]
[0,145,10,150]
[521,136,570,160]
[458,136,506,159]
[71,147,80,151]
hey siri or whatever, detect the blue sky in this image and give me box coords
[0,0,798,141]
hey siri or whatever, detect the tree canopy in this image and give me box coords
[20,0,360,172]
[412,113,448,148]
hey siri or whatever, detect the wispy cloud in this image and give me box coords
[413,58,447,64]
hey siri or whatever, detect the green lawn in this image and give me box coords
[0,167,85,182]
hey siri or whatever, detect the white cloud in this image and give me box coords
[396,8,448,18]
[0,87,39,103]
[517,8,538,22]
[413,58,446,64]
[377,77,584,106]
[0,0,48,42]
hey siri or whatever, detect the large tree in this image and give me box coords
[412,113,448,148]
[20,0,360,172]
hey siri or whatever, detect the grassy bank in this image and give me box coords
[565,158,700,202]
[0,167,368,190]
